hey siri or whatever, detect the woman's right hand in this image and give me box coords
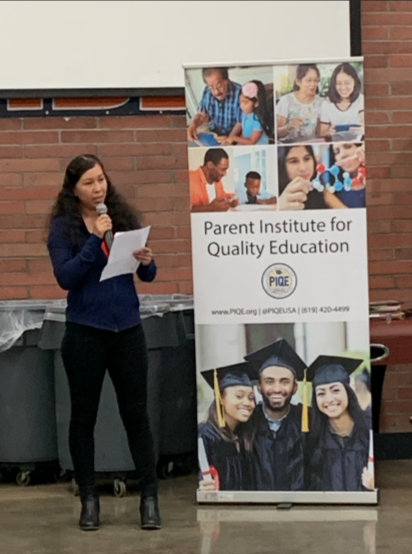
[278,176,312,210]
[92,214,112,239]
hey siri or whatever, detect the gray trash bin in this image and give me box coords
[0,300,57,486]
[39,295,197,495]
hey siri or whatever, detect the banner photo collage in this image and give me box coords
[184,58,376,504]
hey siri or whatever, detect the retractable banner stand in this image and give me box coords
[184,58,377,505]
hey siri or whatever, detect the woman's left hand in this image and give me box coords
[133,247,153,266]
[362,467,375,491]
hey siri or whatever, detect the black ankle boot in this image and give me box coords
[79,485,100,531]
[140,496,162,530]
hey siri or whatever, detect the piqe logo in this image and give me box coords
[261,263,297,299]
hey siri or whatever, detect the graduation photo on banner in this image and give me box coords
[184,58,374,504]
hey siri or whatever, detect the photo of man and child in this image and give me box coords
[196,321,374,494]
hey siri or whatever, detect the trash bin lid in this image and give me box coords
[0,300,49,353]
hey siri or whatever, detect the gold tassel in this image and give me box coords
[214,368,225,428]
[301,368,309,433]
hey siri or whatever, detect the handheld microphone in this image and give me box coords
[96,203,113,251]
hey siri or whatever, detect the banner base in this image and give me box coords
[197,489,379,505]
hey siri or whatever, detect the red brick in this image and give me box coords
[383,399,412,414]
[0,231,25,242]
[369,260,412,274]
[396,276,412,288]
[0,202,24,215]
[0,286,29,299]
[0,187,57,201]
[367,219,392,233]
[365,139,391,152]
[0,158,60,172]
[23,172,62,187]
[25,144,98,159]
[394,247,412,259]
[1,214,47,229]
[147,227,175,240]
[393,220,412,233]
[132,170,172,185]
[136,282,178,294]
[130,197,174,212]
[364,68,412,83]
[390,1,412,11]
[364,55,389,68]
[392,83,412,95]
[137,156,188,171]
[156,268,193,282]
[99,143,173,157]
[366,192,392,206]
[173,143,189,157]
[367,167,391,179]
[366,111,390,124]
[366,152,399,165]
[392,138,412,151]
[155,255,177,268]
[362,27,389,40]
[98,115,172,129]
[61,130,134,143]
[146,211,190,227]
[176,227,191,239]
[0,146,23,158]
[394,192,412,205]
[26,231,48,244]
[28,259,53,272]
[364,83,389,96]
[361,0,388,10]
[395,414,412,432]
[171,115,186,128]
[367,96,412,109]
[0,131,59,145]
[30,285,66,299]
[135,129,186,143]
[23,117,97,130]
[150,239,191,254]
[372,178,411,192]
[173,170,189,184]
[177,254,192,267]
[365,13,412,25]
[379,415,397,430]
[137,183,188,198]
[99,157,135,171]
[0,260,26,272]
[369,275,395,289]
[365,40,412,54]
[0,244,47,257]
[392,111,412,123]
[368,234,412,247]
[178,281,193,295]
[367,248,393,261]
[0,272,56,286]
[0,173,22,187]
[391,165,412,178]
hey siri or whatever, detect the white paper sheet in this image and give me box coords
[100,226,151,282]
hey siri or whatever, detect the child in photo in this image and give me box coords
[237,171,276,205]
[218,81,273,146]
[320,63,364,140]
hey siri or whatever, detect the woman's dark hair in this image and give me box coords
[293,64,320,92]
[307,382,370,488]
[48,154,140,246]
[244,80,273,138]
[278,144,317,195]
[205,397,255,452]
[327,63,362,104]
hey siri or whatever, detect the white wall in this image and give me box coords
[0,1,350,90]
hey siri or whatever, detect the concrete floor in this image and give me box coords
[0,460,411,554]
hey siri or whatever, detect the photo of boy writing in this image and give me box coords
[237,171,277,206]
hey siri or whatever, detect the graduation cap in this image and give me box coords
[201,362,256,428]
[244,339,306,380]
[244,339,310,432]
[306,355,365,389]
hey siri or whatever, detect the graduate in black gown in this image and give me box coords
[198,362,257,491]
[244,339,309,491]
[306,355,374,492]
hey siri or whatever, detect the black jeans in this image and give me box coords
[61,322,157,495]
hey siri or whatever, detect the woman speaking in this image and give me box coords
[47,154,161,531]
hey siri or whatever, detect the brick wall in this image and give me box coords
[362,0,412,433]
[0,114,191,299]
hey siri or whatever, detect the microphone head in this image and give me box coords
[96,203,108,215]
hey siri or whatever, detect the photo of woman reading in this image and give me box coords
[276,64,323,143]
[218,80,273,146]
[306,356,374,492]
[198,363,256,491]
[319,62,364,141]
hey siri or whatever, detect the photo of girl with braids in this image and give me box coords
[217,80,274,146]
